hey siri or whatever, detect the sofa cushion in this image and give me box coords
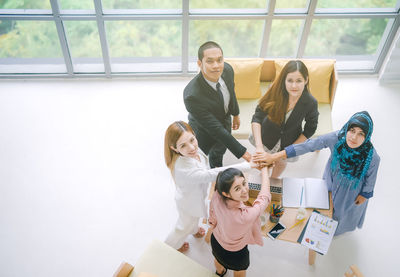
[232,82,270,139]
[274,59,335,104]
[260,60,276,81]
[225,58,264,100]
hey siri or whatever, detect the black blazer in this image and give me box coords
[252,89,319,150]
[183,63,246,158]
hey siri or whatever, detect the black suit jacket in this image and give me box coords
[252,89,319,150]
[183,62,246,158]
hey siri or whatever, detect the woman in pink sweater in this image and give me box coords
[209,166,271,277]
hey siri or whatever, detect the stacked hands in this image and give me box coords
[249,149,277,170]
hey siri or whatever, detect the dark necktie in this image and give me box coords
[216,82,225,107]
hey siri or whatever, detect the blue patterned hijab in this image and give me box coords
[331,111,374,190]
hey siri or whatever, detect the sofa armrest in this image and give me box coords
[329,63,339,108]
[113,262,134,277]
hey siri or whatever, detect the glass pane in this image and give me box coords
[189,20,264,60]
[304,18,389,57]
[105,20,181,72]
[317,0,397,8]
[190,0,268,9]
[275,0,308,9]
[0,0,50,9]
[267,20,302,57]
[102,0,180,9]
[0,20,66,73]
[64,21,104,73]
[58,0,94,9]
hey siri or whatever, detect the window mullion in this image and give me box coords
[182,0,189,74]
[50,0,73,76]
[296,0,317,58]
[259,0,275,57]
[94,0,112,77]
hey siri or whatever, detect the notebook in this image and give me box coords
[282,177,329,209]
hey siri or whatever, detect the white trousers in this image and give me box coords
[165,208,200,249]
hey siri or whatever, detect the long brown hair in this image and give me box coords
[259,60,309,125]
[164,121,195,172]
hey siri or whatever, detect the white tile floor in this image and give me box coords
[0,76,399,277]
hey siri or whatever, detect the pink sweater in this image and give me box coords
[209,184,271,251]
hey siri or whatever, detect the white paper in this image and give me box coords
[282,177,329,209]
[304,178,329,209]
[282,178,304,208]
[300,212,338,255]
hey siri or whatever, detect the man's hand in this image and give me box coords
[355,195,367,205]
[232,115,240,130]
[242,151,251,162]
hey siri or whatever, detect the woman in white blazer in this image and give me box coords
[164,121,254,252]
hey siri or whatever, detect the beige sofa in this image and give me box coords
[113,240,217,277]
[225,59,338,140]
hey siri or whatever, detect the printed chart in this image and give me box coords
[300,212,338,255]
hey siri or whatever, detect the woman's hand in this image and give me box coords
[252,152,275,165]
[355,195,367,205]
[250,160,271,170]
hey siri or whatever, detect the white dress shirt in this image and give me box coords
[172,149,251,218]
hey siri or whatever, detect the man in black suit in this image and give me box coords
[183,41,251,168]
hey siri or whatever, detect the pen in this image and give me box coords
[300,186,304,207]
[288,218,305,230]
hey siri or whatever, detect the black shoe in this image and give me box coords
[216,268,227,276]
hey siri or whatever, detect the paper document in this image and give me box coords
[282,177,329,209]
[300,211,338,255]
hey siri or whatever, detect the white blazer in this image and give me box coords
[173,150,251,218]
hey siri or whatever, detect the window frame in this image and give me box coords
[0,0,399,78]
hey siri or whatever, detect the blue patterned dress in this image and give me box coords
[285,131,380,235]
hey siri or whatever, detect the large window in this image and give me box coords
[0,20,66,73]
[0,0,399,77]
[106,20,182,72]
[267,19,303,57]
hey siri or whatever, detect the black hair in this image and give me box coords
[198,41,223,61]
[215,168,244,203]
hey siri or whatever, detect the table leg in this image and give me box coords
[308,249,316,265]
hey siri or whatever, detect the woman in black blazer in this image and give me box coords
[250,60,319,177]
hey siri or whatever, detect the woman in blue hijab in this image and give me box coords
[253,111,380,235]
